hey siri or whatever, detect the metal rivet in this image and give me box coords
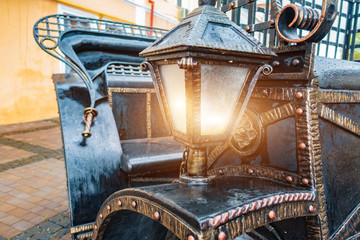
[270,19,275,25]
[296,108,303,115]
[268,210,275,219]
[302,178,309,185]
[117,200,122,206]
[132,201,137,208]
[248,169,254,175]
[99,214,103,219]
[296,92,303,99]
[188,235,195,240]
[94,225,98,230]
[299,142,306,150]
[292,58,300,66]
[286,176,293,183]
[309,205,315,213]
[244,26,250,31]
[154,211,160,221]
[272,60,280,67]
[262,89,268,96]
[229,2,234,8]
[219,169,224,175]
[218,231,226,240]
[107,205,111,212]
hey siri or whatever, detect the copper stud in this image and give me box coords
[117,200,122,206]
[268,210,275,219]
[272,60,280,67]
[107,205,111,212]
[219,169,224,175]
[154,211,160,221]
[218,232,226,240]
[299,142,306,150]
[296,91,303,99]
[309,205,315,213]
[244,26,250,31]
[292,58,300,66]
[302,178,309,185]
[248,169,254,175]
[296,108,303,115]
[262,89,268,96]
[270,19,275,25]
[229,2,234,8]
[285,176,293,183]
[188,235,195,240]
[132,201,137,208]
[99,214,103,219]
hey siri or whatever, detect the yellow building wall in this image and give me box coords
[0,0,181,125]
[0,0,59,125]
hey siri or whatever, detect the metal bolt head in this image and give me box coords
[286,176,293,183]
[262,89,268,97]
[296,92,303,99]
[270,19,275,25]
[218,232,226,240]
[299,142,306,150]
[268,210,276,219]
[296,108,303,115]
[99,214,103,219]
[188,235,195,240]
[309,205,315,213]
[272,60,280,67]
[292,58,300,66]
[117,200,122,206]
[154,211,160,221]
[132,201,137,208]
[248,169,254,175]
[244,26,250,31]
[94,225,98,230]
[302,178,309,185]
[218,169,224,175]
[107,205,111,212]
[229,2,234,8]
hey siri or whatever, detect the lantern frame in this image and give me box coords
[141,58,272,148]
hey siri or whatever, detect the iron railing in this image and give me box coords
[220,0,360,61]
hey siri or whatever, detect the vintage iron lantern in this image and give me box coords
[140,0,275,183]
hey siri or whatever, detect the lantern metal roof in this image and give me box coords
[140,2,276,58]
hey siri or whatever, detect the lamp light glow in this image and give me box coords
[139,0,275,184]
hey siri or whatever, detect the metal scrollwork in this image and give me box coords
[275,0,338,43]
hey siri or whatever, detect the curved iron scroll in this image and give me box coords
[33,14,167,107]
[33,14,167,137]
[275,0,338,43]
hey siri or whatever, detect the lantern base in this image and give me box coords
[179,173,215,185]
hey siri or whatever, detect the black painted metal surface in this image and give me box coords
[320,115,360,235]
[113,177,308,229]
[121,138,183,175]
[53,74,126,227]
[314,56,360,90]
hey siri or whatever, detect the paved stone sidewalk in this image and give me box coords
[0,118,70,239]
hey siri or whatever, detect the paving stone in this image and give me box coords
[0,145,36,165]
[0,119,58,136]
[7,127,62,150]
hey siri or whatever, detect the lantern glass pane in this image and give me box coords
[159,64,186,133]
[201,64,249,134]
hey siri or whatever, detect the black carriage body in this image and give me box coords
[33,12,360,240]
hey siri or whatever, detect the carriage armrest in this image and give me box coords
[120,137,184,175]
